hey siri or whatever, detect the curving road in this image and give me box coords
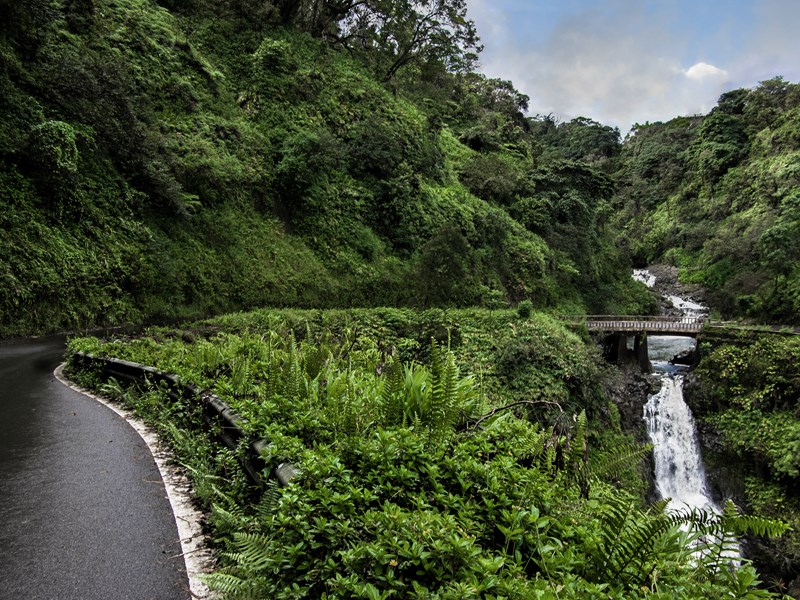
[0,336,190,599]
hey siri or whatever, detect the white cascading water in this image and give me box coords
[637,269,718,513]
[636,270,740,561]
[644,375,717,512]
[633,268,657,289]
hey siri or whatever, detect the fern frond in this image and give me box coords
[257,480,281,521]
[203,572,249,595]
[715,499,789,538]
[647,498,670,517]
[380,357,405,426]
[229,531,274,572]
[428,341,461,442]
[285,337,306,401]
[587,442,653,482]
[565,411,588,494]
[99,377,129,401]
[591,495,677,586]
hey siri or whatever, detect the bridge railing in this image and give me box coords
[560,315,706,323]
[559,315,707,331]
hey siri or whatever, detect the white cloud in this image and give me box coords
[684,62,729,82]
[463,1,751,133]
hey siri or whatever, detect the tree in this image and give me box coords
[453,75,531,152]
[459,154,526,205]
[557,117,621,163]
[0,0,59,53]
[743,76,800,133]
[714,88,748,116]
[338,0,482,82]
[275,0,363,37]
[690,112,747,184]
[759,195,800,282]
[415,223,476,305]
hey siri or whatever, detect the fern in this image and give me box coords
[203,572,256,599]
[429,340,445,423]
[211,501,249,537]
[714,499,789,538]
[402,362,427,426]
[284,337,306,401]
[429,341,460,442]
[694,500,789,578]
[99,377,130,402]
[565,410,588,495]
[229,355,251,398]
[257,480,281,521]
[587,494,789,592]
[226,531,274,572]
[565,428,651,499]
[586,443,653,482]
[379,357,405,426]
[590,495,689,587]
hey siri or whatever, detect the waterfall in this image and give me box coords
[633,268,656,288]
[644,375,717,512]
[636,269,741,562]
[639,269,718,513]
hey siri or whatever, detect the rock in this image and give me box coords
[647,263,708,307]
[608,364,662,445]
[669,349,695,366]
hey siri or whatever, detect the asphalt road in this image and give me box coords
[0,336,190,600]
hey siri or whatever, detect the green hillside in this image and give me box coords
[0,0,653,338]
[612,78,800,323]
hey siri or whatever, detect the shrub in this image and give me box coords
[516,299,533,318]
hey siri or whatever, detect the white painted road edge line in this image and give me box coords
[54,364,217,600]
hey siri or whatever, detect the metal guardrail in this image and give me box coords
[560,315,705,323]
[69,352,297,487]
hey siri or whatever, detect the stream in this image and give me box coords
[634,269,718,513]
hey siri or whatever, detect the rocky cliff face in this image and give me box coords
[606,363,663,500]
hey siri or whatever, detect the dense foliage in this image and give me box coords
[612,78,800,324]
[67,308,788,598]
[688,333,800,590]
[0,0,654,338]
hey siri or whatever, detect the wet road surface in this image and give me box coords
[0,337,190,599]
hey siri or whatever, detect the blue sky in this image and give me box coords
[466,0,800,134]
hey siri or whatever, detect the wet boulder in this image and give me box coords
[669,349,696,366]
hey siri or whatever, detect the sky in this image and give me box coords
[465,0,800,134]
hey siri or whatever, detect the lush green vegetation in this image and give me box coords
[6,0,800,595]
[0,0,656,338]
[688,333,800,589]
[612,79,800,324]
[67,308,788,598]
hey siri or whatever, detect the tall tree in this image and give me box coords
[337,0,482,81]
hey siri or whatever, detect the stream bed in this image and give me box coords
[637,270,718,513]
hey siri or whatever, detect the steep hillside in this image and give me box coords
[0,0,652,337]
[613,78,800,323]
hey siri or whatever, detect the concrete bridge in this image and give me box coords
[560,315,707,371]
[560,315,797,371]
[565,315,706,336]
